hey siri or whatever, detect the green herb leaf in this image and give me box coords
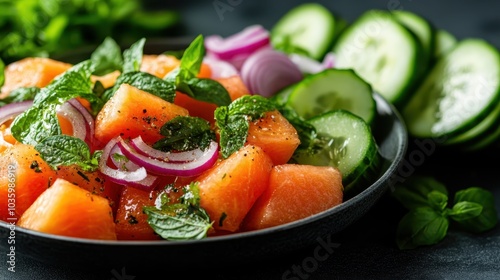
[0,87,39,107]
[10,105,61,146]
[453,187,498,233]
[0,0,179,64]
[103,71,176,102]
[153,116,216,152]
[0,58,4,87]
[35,135,100,171]
[277,106,322,155]
[90,37,123,76]
[32,60,95,106]
[122,37,145,73]
[215,95,277,158]
[396,206,449,250]
[144,182,213,240]
[427,190,449,212]
[449,201,483,221]
[10,60,95,146]
[177,34,204,81]
[164,34,231,107]
[144,209,212,240]
[392,175,449,210]
[214,107,248,158]
[178,78,232,107]
[226,95,277,119]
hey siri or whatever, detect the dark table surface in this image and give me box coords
[3,1,500,279]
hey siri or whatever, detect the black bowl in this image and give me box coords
[0,38,408,270]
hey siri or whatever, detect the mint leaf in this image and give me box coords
[35,135,100,171]
[166,34,231,107]
[215,95,277,158]
[11,105,61,146]
[396,206,449,250]
[449,201,483,222]
[177,34,204,81]
[215,107,249,159]
[144,182,213,240]
[453,187,498,233]
[10,60,95,146]
[153,116,216,152]
[392,175,449,210]
[145,209,212,240]
[0,87,39,107]
[90,37,123,76]
[103,71,176,102]
[226,95,277,119]
[122,37,145,73]
[32,60,96,106]
[179,78,231,106]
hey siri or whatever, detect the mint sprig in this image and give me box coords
[165,34,231,107]
[35,135,101,171]
[153,115,216,152]
[144,182,213,240]
[393,175,498,250]
[215,95,277,158]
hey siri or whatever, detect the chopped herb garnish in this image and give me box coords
[144,182,213,241]
[153,116,216,152]
[215,95,277,158]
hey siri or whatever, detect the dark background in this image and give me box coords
[2,0,500,279]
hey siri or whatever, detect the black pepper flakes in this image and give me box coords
[127,215,139,225]
[30,160,42,173]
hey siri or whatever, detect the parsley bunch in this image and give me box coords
[392,175,498,250]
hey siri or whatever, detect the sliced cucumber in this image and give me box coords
[292,110,381,193]
[402,39,500,139]
[271,3,336,60]
[286,69,376,124]
[433,29,457,60]
[444,100,500,147]
[333,10,423,106]
[392,10,435,70]
[269,83,296,106]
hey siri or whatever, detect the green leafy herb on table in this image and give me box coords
[0,0,180,64]
[392,175,498,250]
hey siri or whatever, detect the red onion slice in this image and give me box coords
[205,25,271,70]
[322,52,336,69]
[203,56,239,79]
[0,132,12,148]
[99,137,158,190]
[288,53,325,74]
[205,25,270,60]
[0,100,33,125]
[67,98,97,150]
[129,136,211,163]
[57,102,87,142]
[117,137,219,177]
[241,49,303,97]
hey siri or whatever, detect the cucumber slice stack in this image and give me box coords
[402,38,500,151]
[333,10,425,107]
